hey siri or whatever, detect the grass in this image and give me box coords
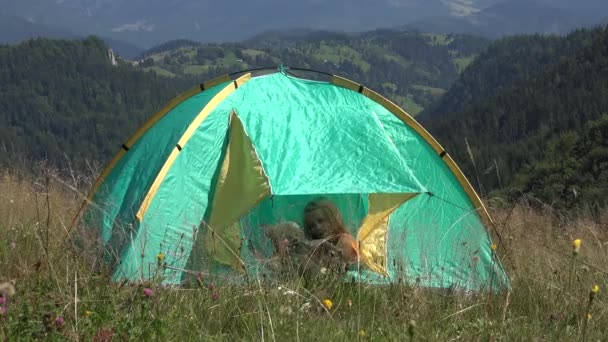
[242,49,268,58]
[182,65,212,75]
[453,57,474,73]
[412,85,446,97]
[313,43,370,72]
[1,167,607,341]
[390,94,424,116]
[142,66,179,78]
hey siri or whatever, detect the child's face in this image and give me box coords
[304,208,332,239]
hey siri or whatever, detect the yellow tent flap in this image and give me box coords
[203,110,272,271]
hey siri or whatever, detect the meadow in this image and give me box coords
[0,166,606,341]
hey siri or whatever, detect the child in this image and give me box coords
[302,198,359,268]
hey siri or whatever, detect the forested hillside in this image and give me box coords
[0,37,194,169]
[4,27,608,211]
[421,26,608,210]
[424,29,600,117]
[136,30,490,114]
[0,32,488,171]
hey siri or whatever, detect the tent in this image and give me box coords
[69,67,510,292]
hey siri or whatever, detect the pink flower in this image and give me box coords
[143,288,153,297]
[207,283,215,290]
[0,296,5,305]
[55,316,65,329]
[212,291,219,301]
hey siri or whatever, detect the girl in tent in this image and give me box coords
[302,198,360,269]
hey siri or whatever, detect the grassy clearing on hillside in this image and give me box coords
[412,85,446,97]
[1,168,607,341]
[453,57,474,73]
[142,66,179,78]
[313,44,370,72]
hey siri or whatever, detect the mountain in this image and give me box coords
[135,30,491,115]
[0,36,195,169]
[419,26,608,209]
[0,14,145,59]
[1,0,606,48]
[405,0,588,38]
[422,28,595,117]
[0,31,489,170]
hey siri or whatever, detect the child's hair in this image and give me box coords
[303,197,349,243]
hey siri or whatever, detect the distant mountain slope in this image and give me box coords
[0,31,489,170]
[421,26,608,209]
[423,28,597,117]
[0,37,193,169]
[136,30,491,115]
[406,0,585,38]
[1,0,606,47]
[0,14,145,58]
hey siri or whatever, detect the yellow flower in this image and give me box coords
[587,313,592,320]
[491,243,497,251]
[358,329,366,337]
[592,285,600,294]
[157,252,165,262]
[573,239,582,254]
[85,311,92,318]
[323,299,333,310]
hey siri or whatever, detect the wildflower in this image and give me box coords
[347,299,353,308]
[207,283,215,290]
[55,316,65,329]
[491,243,497,251]
[573,239,582,255]
[299,302,312,312]
[0,297,5,305]
[0,306,6,316]
[323,298,333,310]
[85,310,92,318]
[279,305,293,315]
[212,291,219,301]
[587,313,592,320]
[157,252,165,262]
[358,329,366,337]
[590,284,600,300]
[143,287,153,297]
[0,282,15,297]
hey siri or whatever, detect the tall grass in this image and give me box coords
[0,166,607,341]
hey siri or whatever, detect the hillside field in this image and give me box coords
[0,167,606,340]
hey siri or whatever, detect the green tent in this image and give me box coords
[70,67,510,292]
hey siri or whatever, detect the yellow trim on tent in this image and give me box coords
[330,75,494,228]
[136,73,252,221]
[67,74,232,234]
[203,110,272,272]
[357,193,417,275]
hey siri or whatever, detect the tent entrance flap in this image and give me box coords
[203,110,272,272]
[357,193,418,275]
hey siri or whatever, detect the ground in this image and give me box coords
[0,168,607,341]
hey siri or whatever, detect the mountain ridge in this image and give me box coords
[1,0,606,48]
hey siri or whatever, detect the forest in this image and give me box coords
[420,26,608,210]
[1,26,608,211]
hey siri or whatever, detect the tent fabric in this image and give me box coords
[72,69,510,292]
[80,80,232,278]
[203,110,272,272]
